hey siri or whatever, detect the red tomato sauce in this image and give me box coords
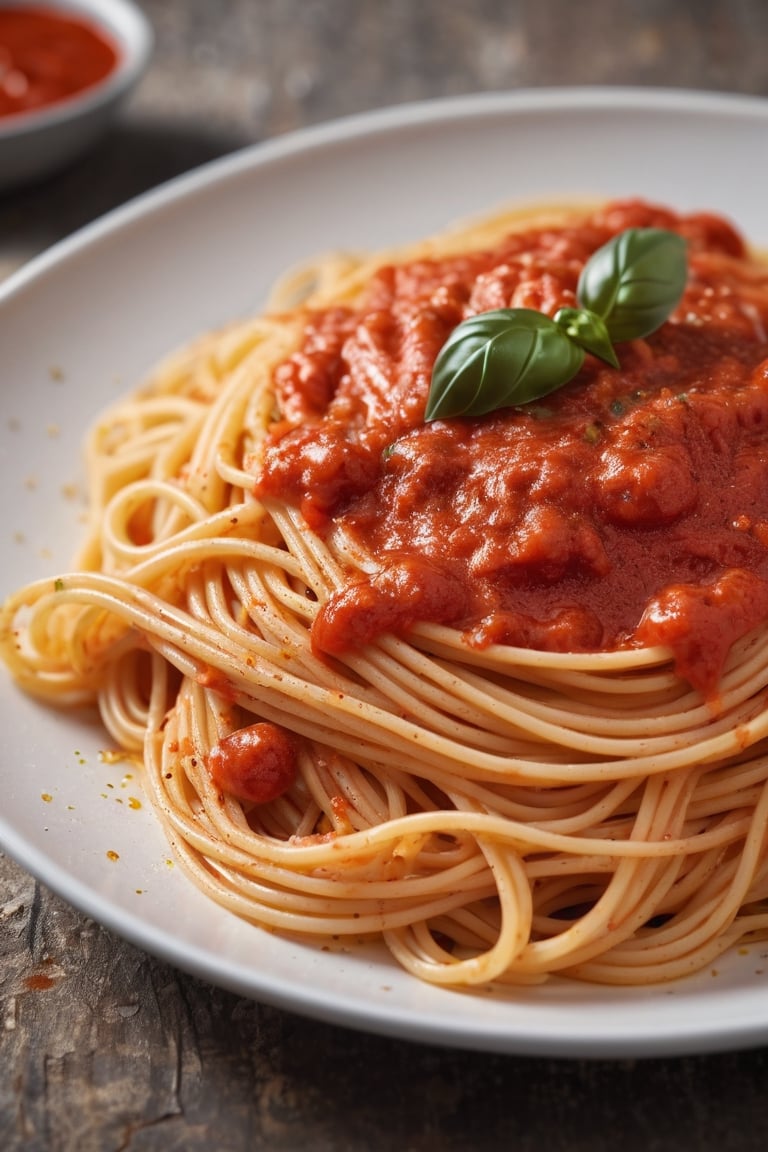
[0,6,119,119]
[255,200,768,697]
[207,723,298,805]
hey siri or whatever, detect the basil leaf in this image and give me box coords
[553,306,619,368]
[577,227,687,342]
[425,308,585,422]
[425,225,688,423]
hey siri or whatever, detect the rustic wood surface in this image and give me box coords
[3,2,768,1148]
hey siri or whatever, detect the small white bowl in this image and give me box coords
[0,0,153,191]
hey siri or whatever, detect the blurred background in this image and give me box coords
[3,0,768,274]
[3,2,768,1150]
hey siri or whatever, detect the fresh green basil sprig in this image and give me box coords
[424,227,687,422]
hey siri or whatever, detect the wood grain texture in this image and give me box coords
[4,847,768,1152]
[3,2,768,1148]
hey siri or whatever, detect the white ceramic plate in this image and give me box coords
[3,89,768,1058]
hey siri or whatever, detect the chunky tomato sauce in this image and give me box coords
[0,6,118,119]
[207,723,298,805]
[255,201,768,697]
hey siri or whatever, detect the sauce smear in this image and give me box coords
[0,5,119,119]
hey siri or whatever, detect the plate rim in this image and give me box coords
[5,83,768,299]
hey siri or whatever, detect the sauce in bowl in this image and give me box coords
[0,4,119,120]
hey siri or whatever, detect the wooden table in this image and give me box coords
[3,2,768,1148]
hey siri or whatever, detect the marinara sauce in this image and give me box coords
[0,6,118,119]
[255,200,768,698]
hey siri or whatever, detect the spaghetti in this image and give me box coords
[4,199,768,988]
